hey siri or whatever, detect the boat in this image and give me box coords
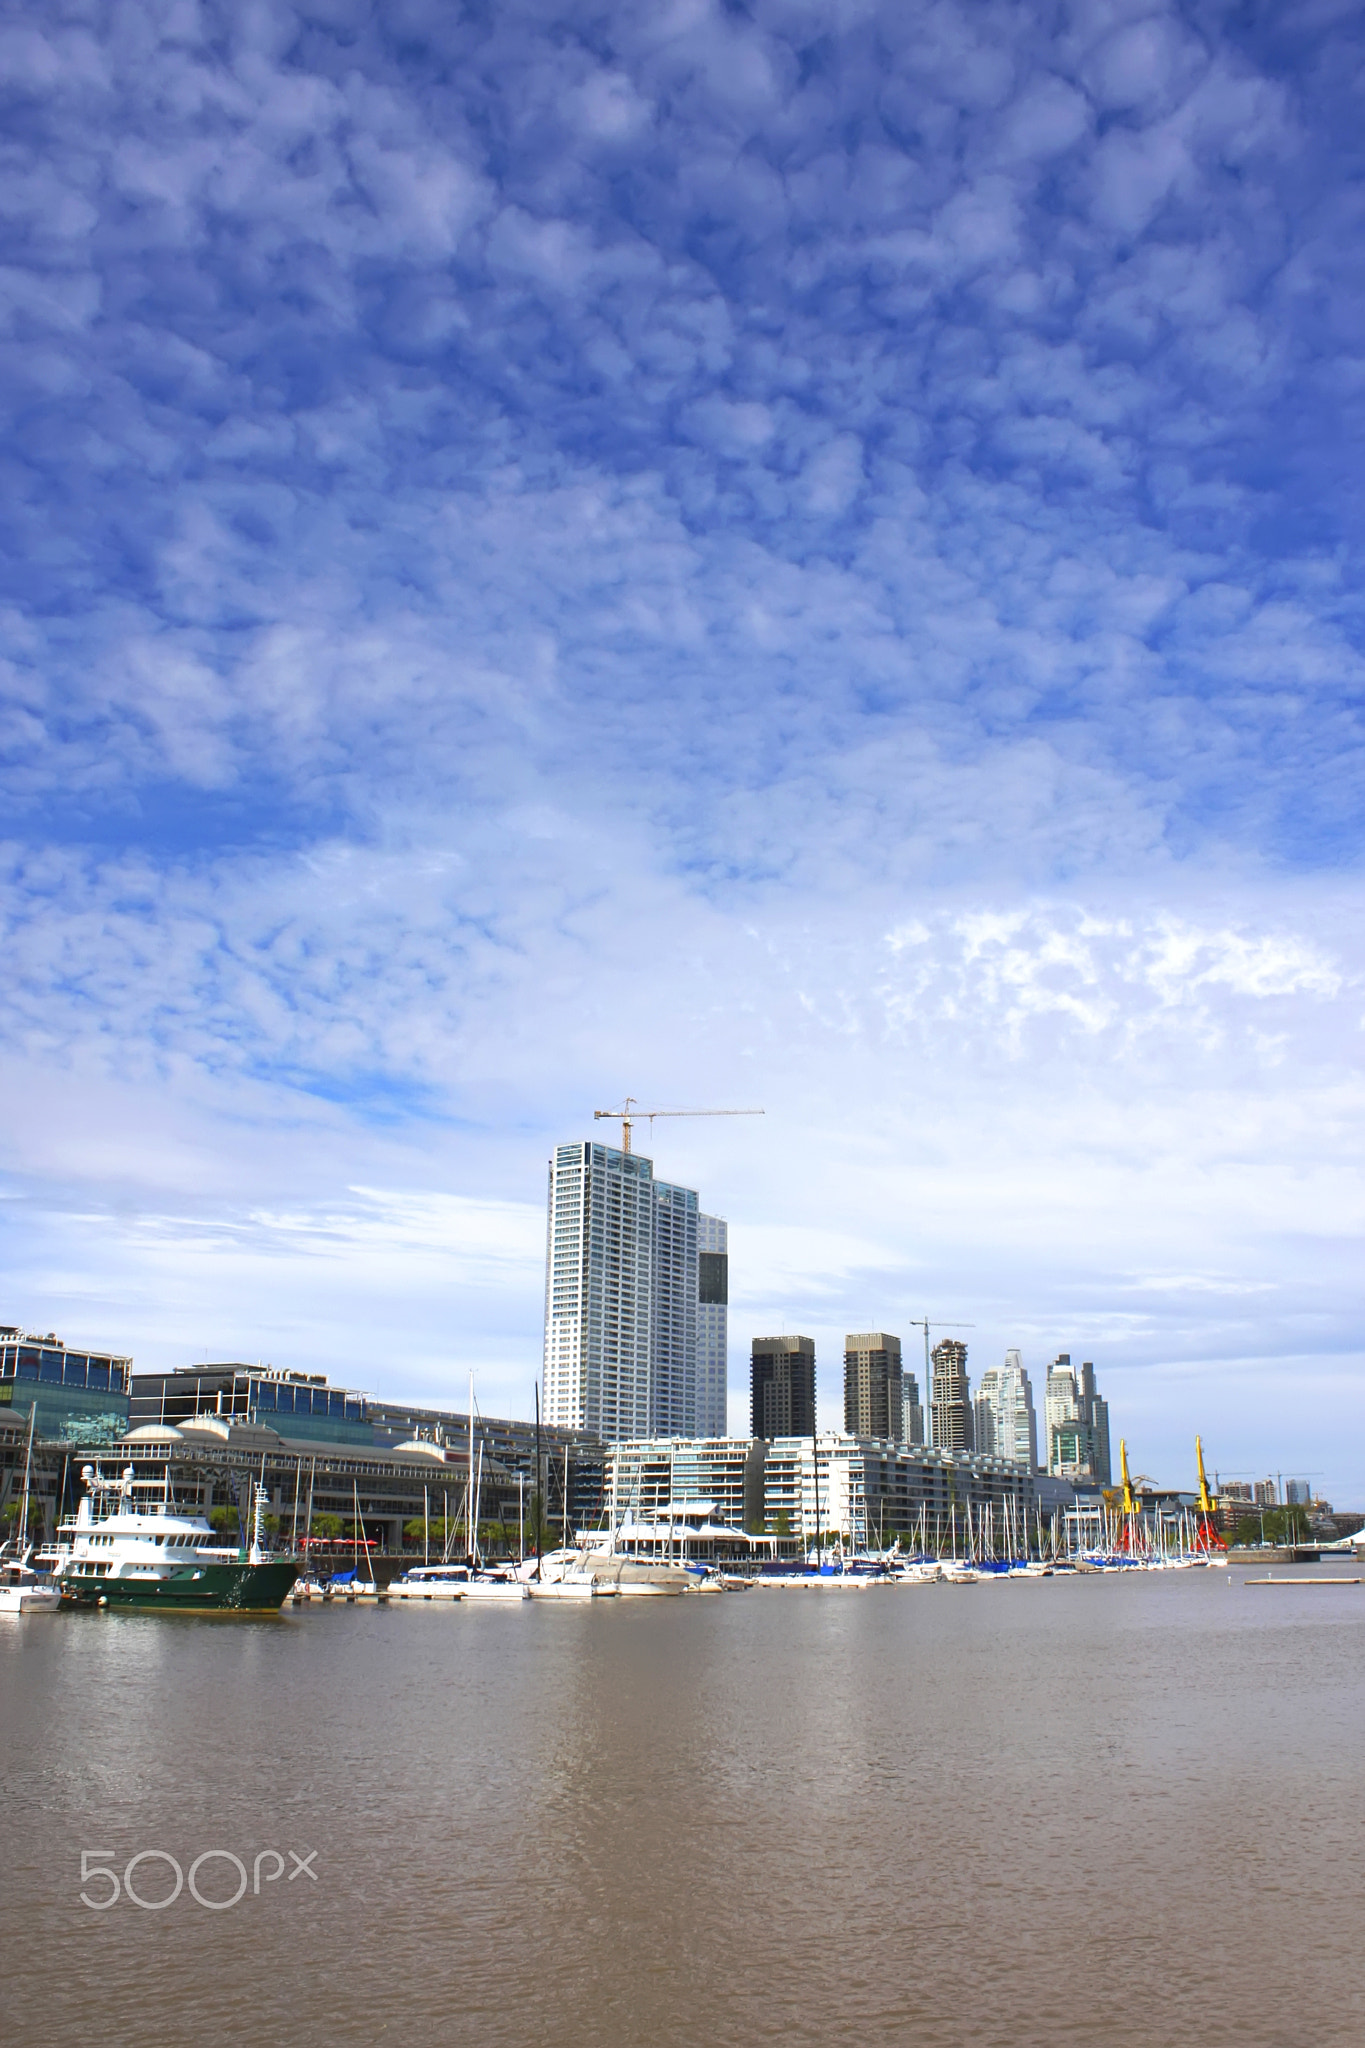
[388,1564,468,1601]
[55,1464,299,1614]
[527,1575,601,1600]
[0,1550,62,1613]
[0,1415,61,1611]
[328,1568,385,1602]
[289,1574,330,1602]
[460,1572,529,1603]
[389,1562,530,1602]
[512,1550,616,1599]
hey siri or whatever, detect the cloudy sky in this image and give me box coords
[2,0,1362,1500]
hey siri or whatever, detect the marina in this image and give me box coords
[3,1561,1362,2048]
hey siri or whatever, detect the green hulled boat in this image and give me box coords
[57,1464,299,1614]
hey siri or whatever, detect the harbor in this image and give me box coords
[3,1556,1362,2048]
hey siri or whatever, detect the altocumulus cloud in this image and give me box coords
[1,0,1363,1496]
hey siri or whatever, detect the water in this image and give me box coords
[2,1568,1361,2046]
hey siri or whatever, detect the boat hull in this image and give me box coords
[0,1586,63,1612]
[60,1560,300,1614]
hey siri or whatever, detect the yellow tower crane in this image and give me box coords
[593,1098,764,1154]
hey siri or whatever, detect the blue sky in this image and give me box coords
[2,0,1363,1499]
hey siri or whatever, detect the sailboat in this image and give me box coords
[0,1411,61,1613]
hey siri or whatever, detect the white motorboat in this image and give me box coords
[0,1551,62,1613]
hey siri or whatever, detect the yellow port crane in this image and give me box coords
[1195,1435,1216,1517]
[1194,1434,1225,1554]
[1119,1438,1138,1518]
[593,1098,764,1154]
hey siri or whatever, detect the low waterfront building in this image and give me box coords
[1,1325,131,1443]
[28,1362,608,1556]
[603,1437,766,1532]
[762,1435,1034,1551]
[602,1433,1041,1555]
[131,1362,377,1445]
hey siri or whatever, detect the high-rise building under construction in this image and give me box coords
[543,1140,726,1444]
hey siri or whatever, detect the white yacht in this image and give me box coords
[55,1465,298,1613]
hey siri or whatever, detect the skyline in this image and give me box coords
[2,2,1363,1505]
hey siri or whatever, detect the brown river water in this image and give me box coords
[2,1564,1361,2048]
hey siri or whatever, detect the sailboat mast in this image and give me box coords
[16,1406,36,1554]
[533,1381,542,1582]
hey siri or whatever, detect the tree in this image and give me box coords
[1229,1505,1310,1548]
[774,1511,792,1539]
[309,1513,343,1542]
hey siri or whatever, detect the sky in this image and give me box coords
[1,0,1363,1502]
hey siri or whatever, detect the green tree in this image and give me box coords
[1229,1505,1310,1547]
[309,1513,343,1542]
[774,1511,792,1539]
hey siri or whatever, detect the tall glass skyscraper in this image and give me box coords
[973,1350,1039,1470]
[543,1140,724,1443]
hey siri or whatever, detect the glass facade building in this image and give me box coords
[0,1326,131,1442]
[973,1350,1039,1470]
[544,1142,726,1444]
[130,1365,377,1445]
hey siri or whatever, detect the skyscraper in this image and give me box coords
[973,1350,1039,1469]
[696,1213,728,1438]
[930,1339,973,1451]
[544,1140,723,1444]
[650,1176,699,1437]
[1044,1353,1111,1483]
[751,1335,816,1440]
[902,1371,925,1446]
[1076,1359,1111,1487]
[844,1332,904,1442]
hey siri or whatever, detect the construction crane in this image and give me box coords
[592,1098,764,1155]
[905,1317,975,1444]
